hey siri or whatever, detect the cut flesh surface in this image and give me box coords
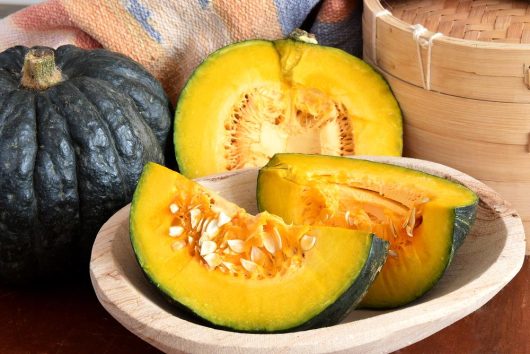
[257,154,478,308]
[130,162,389,332]
[174,40,402,178]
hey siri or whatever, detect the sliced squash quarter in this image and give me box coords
[257,154,478,308]
[130,163,389,332]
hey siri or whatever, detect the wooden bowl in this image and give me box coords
[90,157,526,353]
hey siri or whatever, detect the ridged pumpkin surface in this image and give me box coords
[0,45,171,282]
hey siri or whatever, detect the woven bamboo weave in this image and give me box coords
[382,0,530,43]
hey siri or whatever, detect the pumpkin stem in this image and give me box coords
[21,47,63,90]
[288,29,318,44]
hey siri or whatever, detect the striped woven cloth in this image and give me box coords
[0,0,361,102]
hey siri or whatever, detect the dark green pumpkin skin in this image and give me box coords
[0,45,172,283]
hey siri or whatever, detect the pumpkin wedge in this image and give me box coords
[174,34,402,178]
[130,162,388,332]
[257,154,478,308]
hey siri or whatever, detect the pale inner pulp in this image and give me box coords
[167,187,316,279]
[224,86,354,170]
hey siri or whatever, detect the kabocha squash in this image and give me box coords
[174,33,402,178]
[0,45,171,283]
[257,154,478,308]
[129,162,389,332]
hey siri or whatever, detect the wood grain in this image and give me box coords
[90,157,526,353]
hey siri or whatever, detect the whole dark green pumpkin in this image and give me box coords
[0,45,172,283]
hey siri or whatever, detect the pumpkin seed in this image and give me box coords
[272,227,283,250]
[203,253,222,268]
[345,210,352,226]
[200,240,217,256]
[388,250,398,257]
[169,203,180,214]
[227,239,245,253]
[218,212,231,227]
[171,240,186,251]
[169,226,184,237]
[405,207,416,237]
[250,246,265,263]
[300,234,316,251]
[190,208,201,229]
[402,207,415,230]
[203,219,220,238]
[222,261,236,272]
[389,218,398,238]
[222,246,238,255]
[240,258,258,273]
[262,233,276,254]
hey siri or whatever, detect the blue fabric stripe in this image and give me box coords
[198,0,210,9]
[274,0,320,36]
[310,7,362,57]
[127,0,163,43]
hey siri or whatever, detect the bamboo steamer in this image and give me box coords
[362,0,530,253]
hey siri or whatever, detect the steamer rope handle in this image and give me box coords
[411,24,443,91]
[371,8,442,91]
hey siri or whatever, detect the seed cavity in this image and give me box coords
[223,86,355,170]
[167,197,317,279]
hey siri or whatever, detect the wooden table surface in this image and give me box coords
[0,257,527,354]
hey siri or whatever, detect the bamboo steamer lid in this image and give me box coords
[363,0,530,103]
[362,0,530,253]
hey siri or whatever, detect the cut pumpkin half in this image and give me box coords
[257,154,478,308]
[129,162,388,332]
[174,36,402,178]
